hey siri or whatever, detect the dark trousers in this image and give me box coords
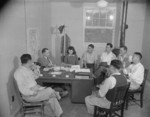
[83,63,95,73]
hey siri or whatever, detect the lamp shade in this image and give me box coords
[97,0,108,8]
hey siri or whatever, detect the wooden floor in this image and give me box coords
[24,81,150,117]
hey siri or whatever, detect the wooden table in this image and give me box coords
[36,70,94,103]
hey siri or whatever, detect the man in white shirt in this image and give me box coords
[118,46,131,68]
[100,43,116,65]
[123,52,144,90]
[82,44,97,72]
[85,60,127,114]
[14,54,63,117]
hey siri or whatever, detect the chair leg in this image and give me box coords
[140,93,143,108]
[109,112,112,117]
[126,95,129,110]
[94,106,98,117]
[121,105,124,117]
[41,105,43,117]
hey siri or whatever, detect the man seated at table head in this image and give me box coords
[119,46,131,68]
[14,54,63,117]
[38,48,54,67]
[85,60,127,114]
[123,52,144,90]
[82,44,97,72]
[100,43,116,66]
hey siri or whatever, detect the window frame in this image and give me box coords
[83,6,116,44]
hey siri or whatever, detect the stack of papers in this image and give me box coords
[75,69,90,73]
[75,75,89,79]
[70,65,80,72]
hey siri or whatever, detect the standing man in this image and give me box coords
[123,52,144,90]
[38,48,54,67]
[14,54,63,117]
[82,44,97,72]
[100,43,116,66]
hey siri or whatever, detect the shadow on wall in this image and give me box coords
[7,56,20,115]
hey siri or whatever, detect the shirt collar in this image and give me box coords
[111,72,121,76]
[21,65,31,71]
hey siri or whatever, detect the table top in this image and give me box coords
[38,68,93,81]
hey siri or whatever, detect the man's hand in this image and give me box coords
[92,91,101,98]
[32,91,38,96]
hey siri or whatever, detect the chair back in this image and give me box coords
[110,84,129,110]
[13,78,24,104]
[141,69,149,92]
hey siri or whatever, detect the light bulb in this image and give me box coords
[97,0,108,8]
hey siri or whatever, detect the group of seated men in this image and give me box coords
[14,43,144,116]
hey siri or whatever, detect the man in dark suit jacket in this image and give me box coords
[38,48,68,97]
[38,48,53,67]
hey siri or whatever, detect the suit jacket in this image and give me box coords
[38,56,52,67]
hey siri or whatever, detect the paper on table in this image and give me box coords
[71,65,80,69]
[75,69,90,73]
[50,71,62,75]
[69,65,80,72]
[75,75,89,79]
[43,67,51,71]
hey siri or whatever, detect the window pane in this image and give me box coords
[93,18,99,26]
[86,19,93,26]
[107,9,115,19]
[106,19,113,27]
[93,10,99,19]
[99,19,106,27]
[100,9,107,18]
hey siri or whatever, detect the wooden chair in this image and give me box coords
[125,69,149,109]
[14,79,45,117]
[94,84,130,117]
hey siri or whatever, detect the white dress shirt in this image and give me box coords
[124,62,144,90]
[100,51,116,65]
[14,66,38,96]
[98,73,121,97]
[82,51,97,64]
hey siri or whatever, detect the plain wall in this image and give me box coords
[0,0,51,117]
[125,2,146,55]
[0,1,26,116]
[142,1,150,81]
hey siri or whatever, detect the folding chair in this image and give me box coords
[14,79,45,117]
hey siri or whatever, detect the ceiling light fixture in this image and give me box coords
[97,0,108,8]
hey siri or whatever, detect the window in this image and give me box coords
[84,7,116,43]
